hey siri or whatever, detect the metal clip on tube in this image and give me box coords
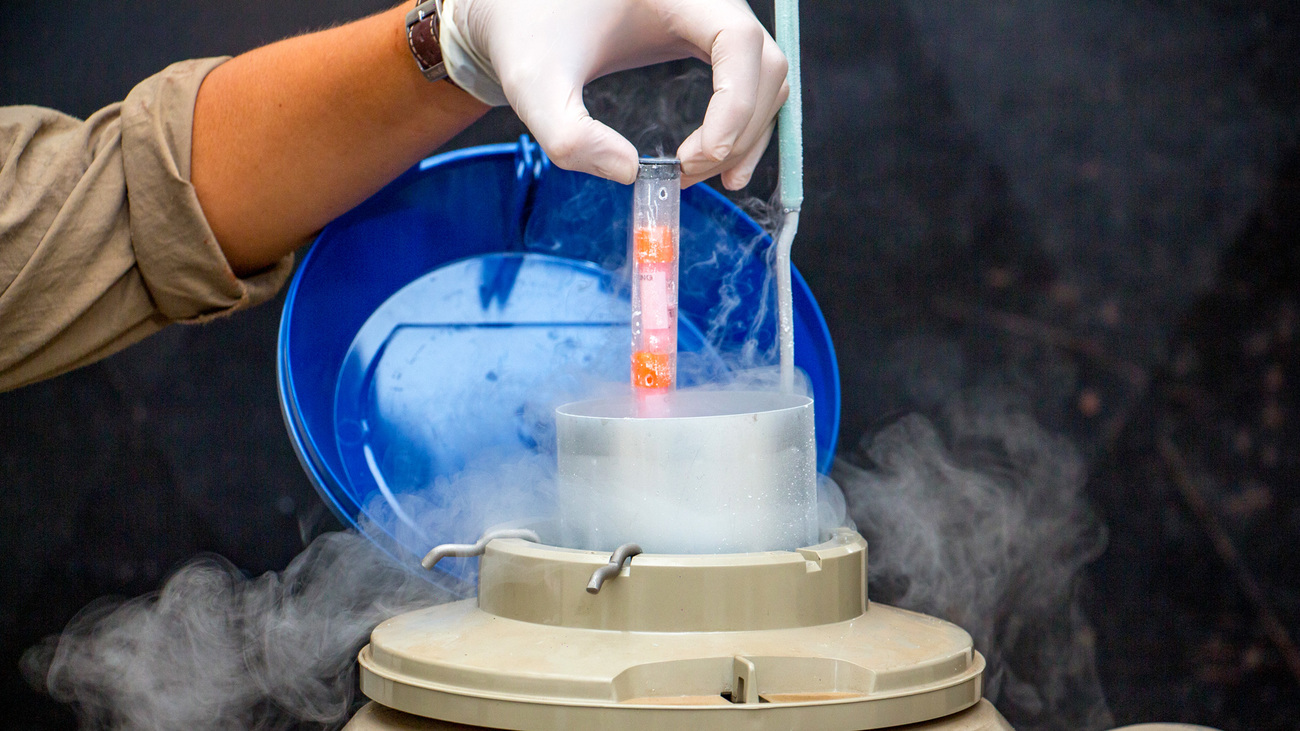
[421,529,541,570]
[586,543,642,594]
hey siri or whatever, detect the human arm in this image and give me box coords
[0,6,487,391]
[0,0,786,390]
[192,0,792,277]
[0,60,295,392]
[190,4,489,275]
[116,0,791,276]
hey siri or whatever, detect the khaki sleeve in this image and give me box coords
[0,58,295,392]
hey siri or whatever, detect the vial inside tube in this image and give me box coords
[629,158,681,415]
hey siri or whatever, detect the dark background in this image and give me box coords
[2,1,1298,729]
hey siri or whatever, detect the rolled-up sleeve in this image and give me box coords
[0,58,295,392]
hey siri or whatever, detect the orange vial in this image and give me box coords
[630,159,680,413]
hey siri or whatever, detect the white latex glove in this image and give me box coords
[439,0,789,189]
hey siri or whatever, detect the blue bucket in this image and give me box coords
[277,136,839,586]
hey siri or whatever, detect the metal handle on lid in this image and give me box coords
[421,528,541,570]
[586,543,643,594]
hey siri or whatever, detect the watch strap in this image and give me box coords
[406,0,449,83]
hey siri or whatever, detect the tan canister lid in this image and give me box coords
[359,531,987,731]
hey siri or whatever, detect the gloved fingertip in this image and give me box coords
[585,155,634,185]
[610,164,638,186]
[578,156,637,186]
[675,136,714,177]
[722,168,753,191]
[602,147,639,185]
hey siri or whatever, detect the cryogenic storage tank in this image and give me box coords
[278,139,1220,731]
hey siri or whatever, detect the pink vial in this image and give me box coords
[629,159,681,414]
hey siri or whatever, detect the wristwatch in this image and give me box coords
[406,0,449,83]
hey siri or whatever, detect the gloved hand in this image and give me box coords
[439,0,789,189]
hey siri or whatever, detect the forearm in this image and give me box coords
[192,5,489,275]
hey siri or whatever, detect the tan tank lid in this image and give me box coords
[357,530,989,730]
[345,698,1015,730]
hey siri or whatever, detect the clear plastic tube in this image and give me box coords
[629,158,680,414]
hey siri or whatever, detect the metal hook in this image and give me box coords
[421,529,541,570]
[586,543,642,594]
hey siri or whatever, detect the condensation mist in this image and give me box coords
[832,395,1113,731]
[21,532,447,730]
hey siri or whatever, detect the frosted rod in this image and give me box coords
[774,0,803,394]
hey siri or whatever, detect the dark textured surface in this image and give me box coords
[1,0,1298,729]
[1086,150,1300,728]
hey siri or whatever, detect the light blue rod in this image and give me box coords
[773,0,803,393]
[775,0,803,212]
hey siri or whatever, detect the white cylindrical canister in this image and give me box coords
[555,390,818,553]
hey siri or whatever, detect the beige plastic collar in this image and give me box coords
[478,527,865,631]
[358,530,988,730]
